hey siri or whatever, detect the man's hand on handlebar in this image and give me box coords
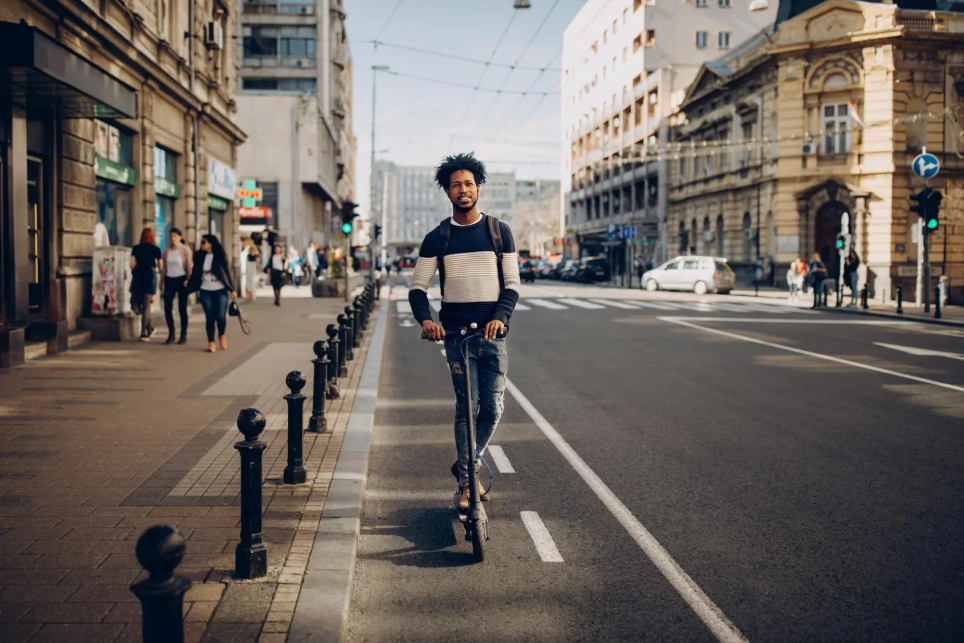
[421,320,446,341]
[484,319,505,340]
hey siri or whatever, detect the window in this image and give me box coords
[241,78,317,92]
[634,35,641,52]
[696,31,708,49]
[645,29,656,47]
[279,0,315,14]
[243,26,278,57]
[634,0,642,10]
[742,212,752,260]
[665,260,680,271]
[822,103,850,153]
[696,0,707,6]
[682,259,699,270]
[716,216,724,256]
[719,0,730,5]
[243,26,316,67]
[719,32,731,49]
[678,157,686,184]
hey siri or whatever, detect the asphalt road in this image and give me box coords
[347,278,964,643]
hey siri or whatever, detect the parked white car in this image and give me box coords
[641,256,736,294]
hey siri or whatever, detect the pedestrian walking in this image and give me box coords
[161,228,192,344]
[188,234,237,353]
[266,244,287,306]
[807,253,828,308]
[288,247,304,287]
[844,250,860,307]
[636,259,645,289]
[306,242,320,280]
[244,238,261,301]
[130,227,162,342]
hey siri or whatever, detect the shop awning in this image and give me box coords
[0,21,136,119]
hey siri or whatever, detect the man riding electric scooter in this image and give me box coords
[409,152,521,514]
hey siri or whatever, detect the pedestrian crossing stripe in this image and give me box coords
[558,298,606,309]
[527,299,568,310]
[587,298,639,310]
[514,302,532,311]
[392,298,810,316]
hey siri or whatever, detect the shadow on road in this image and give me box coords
[358,506,478,568]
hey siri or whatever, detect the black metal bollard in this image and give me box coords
[354,298,365,336]
[234,408,268,579]
[359,292,370,329]
[935,286,942,319]
[896,284,904,314]
[342,309,356,360]
[130,525,191,643]
[308,342,329,433]
[348,304,361,348]
[326,324,342,398]
[338,313,353,366]
[835,283,842,307]
[861,284,869,310]
[283,371,307,484]
[375,277,381,301]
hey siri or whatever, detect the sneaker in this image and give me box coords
[148,326,157,339]
[140,334,151,342]
[219,336,228,351]
[457,487,470,513]
[206,342,216,353]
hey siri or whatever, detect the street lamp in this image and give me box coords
[370,65,389,284]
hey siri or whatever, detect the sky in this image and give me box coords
[347,0,587,213]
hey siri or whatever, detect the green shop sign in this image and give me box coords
[155,177,181,199]
[95,155,136,186]
[208,195,229,211]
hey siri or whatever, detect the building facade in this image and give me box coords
[1,0,246,366]
[235,0,355,253]
[371,161,450,257]
[561,0,776,280]
[668,0,964,299]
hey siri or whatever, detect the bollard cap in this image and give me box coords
[337,313,346,324]
[313,340,329,357]
[237,408,267,440]
[344,306,354,315]
[135,525,186,582]
[286,370,307,393]
[326,323,338,339]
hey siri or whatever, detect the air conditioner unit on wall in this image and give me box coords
[800,142,817,156]
[204,22,223,51]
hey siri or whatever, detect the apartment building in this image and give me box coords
[561,0,776,279]
[371,161,450,256]
[668,0,964,299]
[235,0,356,253]
[1,0,246,366]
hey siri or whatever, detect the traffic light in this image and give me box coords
[835,233,846,250]
[924,189,943,231]
[910,187,929,220]
[341,221,353,235]
[373,223,382,240]
[339,201,359,236]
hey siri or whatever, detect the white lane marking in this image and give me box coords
[520,511,564,563]
[487,445,515,473]
[430,300,442,312]
[738,304,792,314]
[527,298,568,310]
[659,317,911,325]
[558,298,606,310]
[395,301,409,314]
[588,299,641,310]
[875,342,964,361]
[514,302,532,311]
[665,317,964,394]
[439,348,446,356]
[630,301,679,311]
[505,379,747,643]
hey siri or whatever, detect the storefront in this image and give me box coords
[94,121,136,248]
[208,157,237,241]
[154,146,180,251]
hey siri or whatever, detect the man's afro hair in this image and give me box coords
[434,153,487,191]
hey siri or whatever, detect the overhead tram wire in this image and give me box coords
[447,10,520,149]
[491,48,562,134]
[381,69,559,95]
[474,0,562,124]
[360,40,561,73]
[372,0,405,43]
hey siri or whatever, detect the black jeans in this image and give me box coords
[163,277,189,338]
[199,289,228,342]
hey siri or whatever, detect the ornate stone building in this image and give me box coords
[1,0,246,365]
[668,0,964,298]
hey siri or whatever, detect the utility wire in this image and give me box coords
[361,40,561,72]
[447,10,519,148]
[382,69,560,95]
[373,0,404,43]
[491,49,562,134]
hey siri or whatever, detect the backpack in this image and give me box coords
[435,215,504,297]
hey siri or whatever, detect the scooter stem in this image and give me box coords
[464,344,481,515]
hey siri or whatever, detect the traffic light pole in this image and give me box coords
[923,178,931,313]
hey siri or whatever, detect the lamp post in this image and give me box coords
[370,65,389,286]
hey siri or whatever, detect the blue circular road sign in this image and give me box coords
[912,152,940,179]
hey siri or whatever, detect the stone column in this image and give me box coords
[59,117,97,331]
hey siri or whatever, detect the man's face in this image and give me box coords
[447,170,479,210]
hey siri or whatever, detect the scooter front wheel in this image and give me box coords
[470,524,485,562]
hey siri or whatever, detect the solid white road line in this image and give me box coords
[665,317,964,394]
[659,317,911,325]
[558,298,606,310]
[505,379,747,643]
[875,342,964,361]
[527,298,569,310]
[520,511,564,563]
[514,302,532,311]
[588,299,642,310]
[487,445,515,473]
[631,301,680,311]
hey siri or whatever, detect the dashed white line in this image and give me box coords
[588,298,640,310]
[487,445,515,473]
[526,298,568,310]
[520,511,564,563]
[506,379,748,643]
[557,298,606,310]
[514,302,532,311]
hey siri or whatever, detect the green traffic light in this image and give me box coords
[341,222,353,234]
[836,240,844,249]
[926,218,938,230]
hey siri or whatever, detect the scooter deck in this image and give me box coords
[453,491,487,523]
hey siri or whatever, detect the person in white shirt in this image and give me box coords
[307,242,319,280]
[265,244,288,306]
[161,228,193,344]
[187,234,237,353]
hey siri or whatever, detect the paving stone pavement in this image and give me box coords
[0,288,380,643]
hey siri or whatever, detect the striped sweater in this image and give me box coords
[409,214,521,330]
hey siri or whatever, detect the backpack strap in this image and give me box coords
[436,219,451,298]
[487,215,505,291]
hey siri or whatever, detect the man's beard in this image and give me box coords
[452,195,478,214]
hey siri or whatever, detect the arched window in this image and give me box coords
[716,215,724,257]
[678,221,687,254]
[702,216,710,255]
[742,212,752,261]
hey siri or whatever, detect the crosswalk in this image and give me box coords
[394,298,810,315]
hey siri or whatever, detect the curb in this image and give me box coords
[816,304,964,328]
[288,293,387,643]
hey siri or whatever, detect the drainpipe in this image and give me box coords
[189,0,201,248]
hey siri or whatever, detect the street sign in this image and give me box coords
[606,224,619,241]
[620,225,637,240]
[237,188,263,199]
[240,179,263,208]
[912,152,940,179]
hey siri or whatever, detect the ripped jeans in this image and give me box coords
[444,334,508,488]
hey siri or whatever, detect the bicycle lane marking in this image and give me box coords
[505,378,749,643]
[521,511,564,563]
[488,445,515,473]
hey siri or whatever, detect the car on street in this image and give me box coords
[539,260,559,278]
[641,256,735,294]
[558,259,580,281]
[573,256,610,283]
[520,260,538,283]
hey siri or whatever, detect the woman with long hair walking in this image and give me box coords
[266,244,287,306]
[244,238,261,301]
[188,234,237,352]
[162,228,192,344]
[130,228,163,341]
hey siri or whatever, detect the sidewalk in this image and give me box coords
[0,288,379,643]
[815,299,964,327]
